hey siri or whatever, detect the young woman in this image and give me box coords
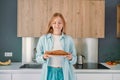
[36,13,77,80]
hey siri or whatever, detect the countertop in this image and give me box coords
[0,62,120,73]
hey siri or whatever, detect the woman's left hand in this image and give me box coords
[66,53,72,60]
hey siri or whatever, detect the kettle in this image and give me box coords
[77,55,85,64]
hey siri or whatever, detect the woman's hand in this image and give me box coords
[65,53,72,60]
[43,51,50,59]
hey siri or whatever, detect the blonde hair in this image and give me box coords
[46,13,66,34]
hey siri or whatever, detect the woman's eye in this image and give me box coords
[52,22,62,25]
[58,22,62,24]
[53,22,56,24]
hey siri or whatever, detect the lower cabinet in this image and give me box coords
[0,74,11,80]
[12,73,114,80]
[113,74,120,80]
[77,73,112,80]
[1,71,120,80]
[12,74,41,80]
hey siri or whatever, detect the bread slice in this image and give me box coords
[46,50,69,56]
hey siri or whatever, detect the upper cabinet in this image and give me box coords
[117,4,120,38]
[17,0,105,38]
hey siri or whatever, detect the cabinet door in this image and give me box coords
[18,0,105,38]
[18,0,52,37]
[117,5,120,37]
[12,74,40,80]
[113,74,120,80]
[78,0,105,38]
[0,74,11,80]
[77,73,112,80]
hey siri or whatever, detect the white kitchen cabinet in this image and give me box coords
[113,74,120,80]
[12,74,41,80]
[0,74,11,80]
[77,73,112,80]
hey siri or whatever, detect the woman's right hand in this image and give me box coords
[43,51,50,59]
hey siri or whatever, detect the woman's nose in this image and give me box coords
[56,23,59,26]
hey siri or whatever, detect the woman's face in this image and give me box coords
[51,17,64,35]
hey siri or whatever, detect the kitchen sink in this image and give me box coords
[20,63,42,69]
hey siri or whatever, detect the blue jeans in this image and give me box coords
[47,66,64,80]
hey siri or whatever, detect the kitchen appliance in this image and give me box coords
[77,55,85,64]
[74,63,109,69]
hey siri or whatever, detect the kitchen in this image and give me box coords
[0,0,120,80]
